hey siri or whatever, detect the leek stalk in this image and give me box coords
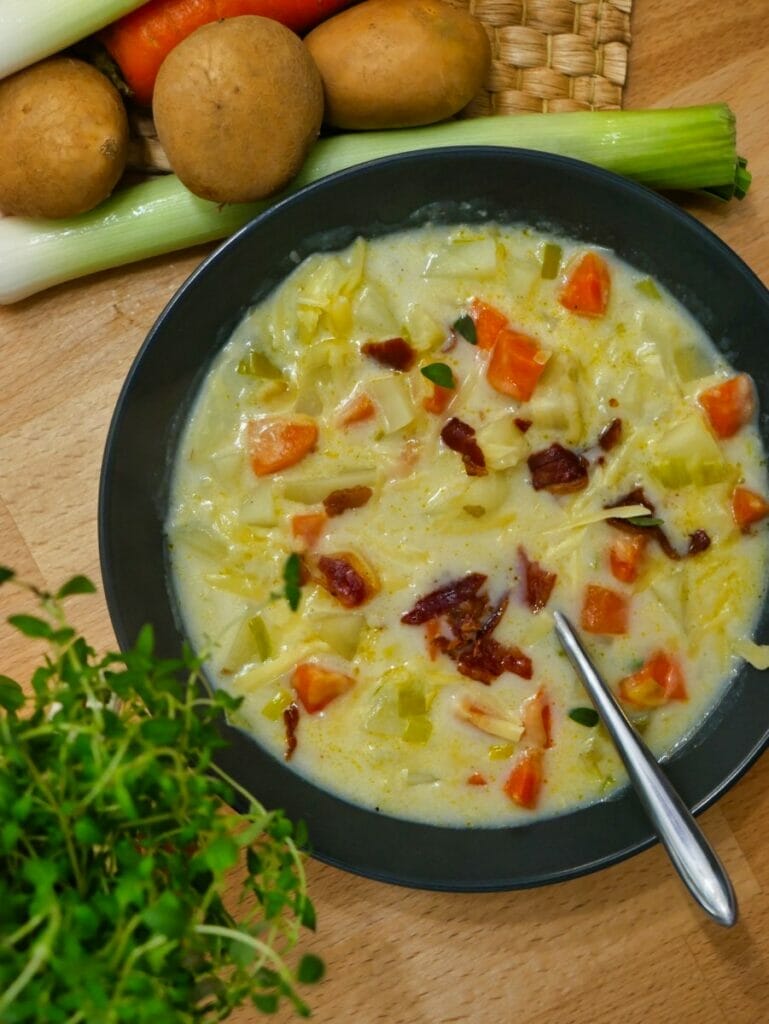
[0,1,146,80]
[0,105,749,304]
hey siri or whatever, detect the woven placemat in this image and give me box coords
[449,0,633,115]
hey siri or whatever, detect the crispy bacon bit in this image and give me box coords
[402,574,532,683]
[514,418,532,433]
[688,529,712,555]
[456,637,532,684]
[323,485,373,518]
[519,546,557,613]
[605,488,709,561]
[361,337,415,371]
[598,417,623,452]
[528,443,589,494]
[316,552,379,608]
[401,572,487,625]
[440,417,487,476]
[283,702,300,760]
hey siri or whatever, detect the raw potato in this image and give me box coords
[305,0,491,129]
[153,16,324,204]
[0,58,128,219]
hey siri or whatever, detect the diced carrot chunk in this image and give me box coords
[470,299,508,350]
[618,650,687,707]
[609,533,648,584]
[247,416,317,476]
[698,374,755,439]
[581,584,629,635]
[521,688,552,749]
[732,486,769,531]
[646,651,687,700]
[618,668,668,708]
[487,328,550,402]
[559,252,611,317]
[291,512,327,549]
[423,382,456,415]
[503,747,544,809]
[467,771,488,787]
[338,392,376,426]
[291,663,355,714]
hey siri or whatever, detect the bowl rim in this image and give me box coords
[99,145,769,891]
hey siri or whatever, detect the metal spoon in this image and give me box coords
[553,610,737,927]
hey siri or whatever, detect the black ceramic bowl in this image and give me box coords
[99,148,769,891]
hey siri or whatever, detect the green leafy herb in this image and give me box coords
[0,573,320,1022]
[569,707,600,728]
[452,314,477,345]
[625,515,664,527]
[283,553,303,612]
[420,363,455,389]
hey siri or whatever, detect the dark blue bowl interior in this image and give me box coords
[99,148,769,891]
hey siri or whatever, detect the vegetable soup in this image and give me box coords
[168,224,769,826]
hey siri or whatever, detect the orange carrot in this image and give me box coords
[503,748,544,809]
[645,651,687,700]
[467,771,488,787]
[292,662,354,714]
[246,415,317,476]
[609,533,648,584]
[101,0,354,106]
[338,392,376,426]
[618,650,686,707]
[732,485,769,531]
[422,381,456,415]
[291,511,327,548]
[698,374,755,439]
[470,299,508,350]
[486,327,550,402]
[581,584,629,635]
[559,252,611,317]
[618,667,668,708]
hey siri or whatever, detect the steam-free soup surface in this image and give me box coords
[168,224,769,826]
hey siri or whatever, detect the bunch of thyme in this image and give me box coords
[0,567,322,1023]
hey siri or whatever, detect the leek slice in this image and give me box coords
[0,105,749,304]
[223,613,272,673]
[308,613,365,660]
[261,690,292,721]
[649,415,730,488]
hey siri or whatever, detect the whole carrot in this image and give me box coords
[101,0,355,106]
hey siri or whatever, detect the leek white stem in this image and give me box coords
[0,106,747,304]
[0,0,145,80]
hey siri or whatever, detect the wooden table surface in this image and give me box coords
[1,1,768,1021]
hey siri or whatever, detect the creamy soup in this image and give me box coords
[168,224,769,827]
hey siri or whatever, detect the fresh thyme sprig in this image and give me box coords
[0,567,322,1023]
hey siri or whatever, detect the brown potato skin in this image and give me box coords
[153,16,323,204]
[305,0,491,129]
[0,57,128,219]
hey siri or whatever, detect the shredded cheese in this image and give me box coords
[543,503,651,535]
[734,639,769,671]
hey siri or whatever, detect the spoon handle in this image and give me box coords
[553,610,737,927]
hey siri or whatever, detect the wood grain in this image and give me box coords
[1,2,768,1021]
